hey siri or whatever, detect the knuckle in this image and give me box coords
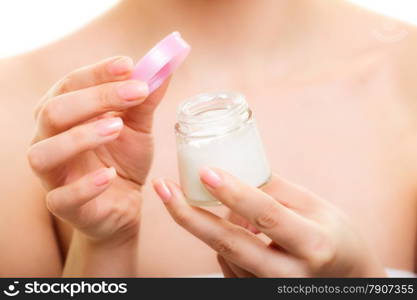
[30,133,41,145]
[306,231,336,269]
[97,85,114,110]
[172,209,192,226]
[210,237,237,257]
[33,102,44,120]
[112,204,127,224]
[254,202,280,229]
[92,64,106,83]
[46,191,60,215]
[70,126,90,148]
[110,196,140,232]
[57,74,76,94]
[27,145,44,173]
[41,100,61,130]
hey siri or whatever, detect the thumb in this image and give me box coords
[124,76,171,133]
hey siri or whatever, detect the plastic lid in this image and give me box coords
[131,32,191,93]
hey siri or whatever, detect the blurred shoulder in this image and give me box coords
[351,6,417,113]
[392,23,417,100]
[0,53,42,143]
[0,54,38,182]
[357,5,417,94]
[0,52,46,108]
[0,52,61,276]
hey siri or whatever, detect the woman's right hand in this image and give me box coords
[27,56,169,245]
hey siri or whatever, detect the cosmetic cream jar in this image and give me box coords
[175,92,271,206]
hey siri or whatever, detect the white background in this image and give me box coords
[0,0,416,58]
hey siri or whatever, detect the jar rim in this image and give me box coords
[175,91,251,138]
[177,91,247,124]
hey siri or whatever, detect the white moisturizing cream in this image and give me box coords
[175,92,271,206]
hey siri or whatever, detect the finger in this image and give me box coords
[28,117,123,174]
[35,56,135,119]
[153,178,297,277]
[123,77,171,133]
[261,175,326,211]
[225,259,256,278]
[228,212,260,234]
[217,255,237,278]
[47,167,116,222]
[38,79,148,135]
[199,167,324,260]
[52,56,135,96]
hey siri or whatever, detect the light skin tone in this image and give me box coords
[153,168,386,277]
[28,56,171,276]
[0,0,416,276]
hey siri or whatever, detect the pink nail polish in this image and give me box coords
[154,179,172,203]
[200,167,222,188]
[93,167,116,187]
[117,80,148,101]
[97,117,123,136]
[108,57,134,76]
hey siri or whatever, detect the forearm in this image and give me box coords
[63,230,139,277]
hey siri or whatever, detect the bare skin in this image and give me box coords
[0,0,416,276]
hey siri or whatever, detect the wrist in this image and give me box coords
[64,230,139,277]
[82,226,139,250]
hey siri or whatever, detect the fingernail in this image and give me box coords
[108,57,134,75]
[97,117,123,136]
[93,167,116,187]
[154,179,172,203]
[117,80,148,101]
[200,167,222,188]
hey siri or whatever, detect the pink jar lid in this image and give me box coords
[131,32,191,93]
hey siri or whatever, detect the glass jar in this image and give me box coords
[175,91,271,207]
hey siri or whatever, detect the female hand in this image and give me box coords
[153,168,386,277]
[28,56,168,245]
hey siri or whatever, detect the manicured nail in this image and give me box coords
[108,57,134,76]
[117,80,148,101]
[93,167,116,187]
[200,167,222,188]
[97,117,123,136]
[154,179,172,203]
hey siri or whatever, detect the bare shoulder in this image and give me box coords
[370,18,417,201]
[377,21,417,130]
[0,53,43,166]
[0,26,132,274]
[352,5,417,99]
[344,4,417,114]
[0,54,62,276]
[391,24,417,103]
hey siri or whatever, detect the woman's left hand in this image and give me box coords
[153,167,386,277]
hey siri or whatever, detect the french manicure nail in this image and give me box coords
[154,179,172,203]
[117,80,149,101]
[108,57,134,75]
[97,117,123,136]
[200,167,222,188]
[93,167,116,187]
